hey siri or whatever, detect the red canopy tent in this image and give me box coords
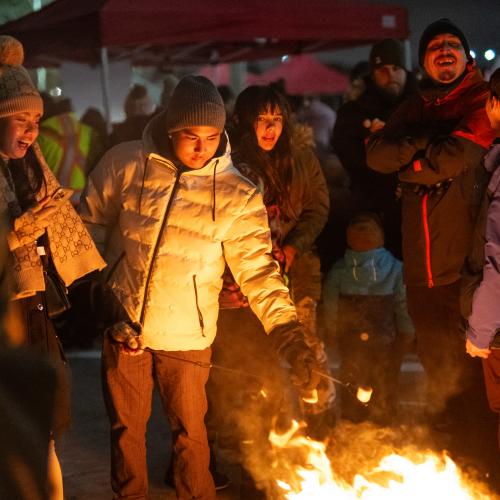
[0,0,409,66]
[0,0,408,123]
[198,63,233,87]
[247,55,349,95]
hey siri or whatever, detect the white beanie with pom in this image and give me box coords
[0,35,43,118]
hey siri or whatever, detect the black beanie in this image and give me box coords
[418,18,471,67]
[166,75,226,133]
[370,39,406,70]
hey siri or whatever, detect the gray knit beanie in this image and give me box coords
[166,76,225,133]
[0,35,43,119]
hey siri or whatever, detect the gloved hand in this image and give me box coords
[269,322,321,391]
[106,321,144,355]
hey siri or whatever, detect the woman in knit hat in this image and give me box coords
[0,35,106,499]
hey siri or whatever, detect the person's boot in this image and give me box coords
[209,443,229,490]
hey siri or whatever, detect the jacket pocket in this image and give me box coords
[192,275,205,336]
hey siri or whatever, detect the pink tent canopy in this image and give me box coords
[198,63,233,86]
[248,55,349,95]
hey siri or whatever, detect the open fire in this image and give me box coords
[267,421,492,499]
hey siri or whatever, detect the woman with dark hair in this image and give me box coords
[0,36,105,499]
[211,84,334,496]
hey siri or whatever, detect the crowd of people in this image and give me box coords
[1,15,500,500]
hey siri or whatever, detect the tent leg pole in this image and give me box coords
[100,46,112,133]
[404,39,412,70]
[230,61,247,96]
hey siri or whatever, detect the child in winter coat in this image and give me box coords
[323,212,414,424]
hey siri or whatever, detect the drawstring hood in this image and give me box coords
[212,159,218,221]
[345,248,394,284]
[350,256,377,282]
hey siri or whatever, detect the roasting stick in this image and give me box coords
[312,369,373,403]
[156,352,373,404]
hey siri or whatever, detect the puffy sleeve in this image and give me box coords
[467,179,500,349]
[78,147,125,256]
[222,188,297,333]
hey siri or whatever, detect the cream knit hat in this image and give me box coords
[0,35,43,119]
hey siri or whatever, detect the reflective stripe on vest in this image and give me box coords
[38,114,91,191]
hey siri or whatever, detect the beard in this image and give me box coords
[436,66,458,82]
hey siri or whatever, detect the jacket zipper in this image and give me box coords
[139,171,181,324]
[192,275,205,336]
[106,251,125,283]
[421,194,434,288]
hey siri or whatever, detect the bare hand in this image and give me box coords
[31,196,60,226]
[466,338,490,359]
[363,118,386,133]
[283,245,297,273]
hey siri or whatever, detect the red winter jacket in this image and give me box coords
[366,65,496,287]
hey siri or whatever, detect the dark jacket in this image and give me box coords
[332,73,418,205]
[219,136,329,308]
[366,65,495,287]
[466,142,500,348]
[109,115,151,147]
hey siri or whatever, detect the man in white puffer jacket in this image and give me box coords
[79,76,319,500]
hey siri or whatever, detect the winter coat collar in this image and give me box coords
[141,111,232,176]
[420,62,483,104]
[344,247,392,283]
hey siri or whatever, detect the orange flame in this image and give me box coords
[269,421,491,499]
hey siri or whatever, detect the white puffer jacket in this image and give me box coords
[79,117,296,351]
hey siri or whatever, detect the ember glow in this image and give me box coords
[269,422,491,499]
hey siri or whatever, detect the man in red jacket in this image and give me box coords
[366,18,497,474]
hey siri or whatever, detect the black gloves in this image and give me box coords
[269,322,321,391]
[106,321,144,354]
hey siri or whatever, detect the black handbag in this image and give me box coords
[42,258,71,319]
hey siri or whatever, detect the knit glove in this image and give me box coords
[269,322,321,391]
[106,321,144,355]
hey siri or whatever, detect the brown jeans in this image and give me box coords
[102,337,215,499]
